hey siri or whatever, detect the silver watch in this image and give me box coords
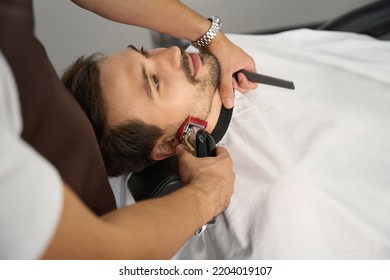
[192,16,222,48]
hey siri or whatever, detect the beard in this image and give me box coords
[180,50,221,90]
[180,50,221,120]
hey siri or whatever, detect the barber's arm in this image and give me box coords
[71,0,257,108]
[41,145,234,259]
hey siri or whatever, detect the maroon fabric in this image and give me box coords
[0,0,117,215]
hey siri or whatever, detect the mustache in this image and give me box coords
[179,49,198,85]
[179,49,220,86]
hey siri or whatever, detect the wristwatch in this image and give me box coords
[192,16,222,48]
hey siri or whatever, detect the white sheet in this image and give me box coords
[173,29,390,259]
[111,29,390,259]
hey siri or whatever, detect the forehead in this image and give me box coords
[99,47,136,76]
[98,48,147,126]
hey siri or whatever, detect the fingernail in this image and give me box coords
[224,98,234,108]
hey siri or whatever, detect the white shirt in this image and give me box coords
[0,51,63,259]
[175,29,390,259]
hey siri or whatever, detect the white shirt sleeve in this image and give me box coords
[0,51,63,259]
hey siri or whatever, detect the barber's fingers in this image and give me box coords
[219,62,258,104]
[214,145,231,159]
[176,144,235,216]
[175,144,234,178]
[175,144,191,159]
[219,69,236,109]
[232,72,258,93]
[175,144,194,184]
[175,144,231,161]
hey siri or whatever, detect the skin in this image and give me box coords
[40,0,251,259]
[99,46,224,160]
[72,0,258,109]
[41,42,237,260]
[42,145,234,259]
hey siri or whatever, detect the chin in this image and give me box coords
[200,53,221,90]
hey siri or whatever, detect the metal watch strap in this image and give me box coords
[192,16,222,48]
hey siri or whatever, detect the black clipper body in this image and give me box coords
[176,116,217,235]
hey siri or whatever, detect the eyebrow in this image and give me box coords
[127,44,154,100]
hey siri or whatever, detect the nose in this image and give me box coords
[154,46,182,70]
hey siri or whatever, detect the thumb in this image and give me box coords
[175,144,190,159]
[219,71,235,109]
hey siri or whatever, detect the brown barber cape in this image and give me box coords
[0,0,117,215]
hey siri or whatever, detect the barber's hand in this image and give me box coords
[175,144,235,218]
[206,32,258,109]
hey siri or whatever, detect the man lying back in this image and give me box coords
[62,45,228,177]
[62,31,390,259]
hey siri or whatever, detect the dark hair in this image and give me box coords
[61,54,163,177]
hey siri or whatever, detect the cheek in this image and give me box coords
[143,101,189,130]
[149,82,205,126]
[123,97,151,121]
[161,83,196,110]
[168,88,212,121]
[157,104,189,125]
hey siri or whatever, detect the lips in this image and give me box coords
[189,53,201,78]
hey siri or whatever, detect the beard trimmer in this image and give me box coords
[176,116,217,235]
[176,116,216,157]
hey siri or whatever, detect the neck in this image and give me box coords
[205,90,222,133]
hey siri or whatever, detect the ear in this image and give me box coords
[151,136,180,161]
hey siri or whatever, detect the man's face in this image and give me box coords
[98,46,221,137]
